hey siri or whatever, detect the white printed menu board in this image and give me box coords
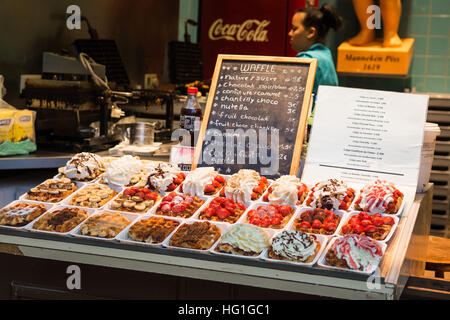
[302,86,429,215]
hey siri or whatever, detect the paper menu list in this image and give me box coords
[301,86,429,210]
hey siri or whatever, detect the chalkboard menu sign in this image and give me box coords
[192,54,317,179]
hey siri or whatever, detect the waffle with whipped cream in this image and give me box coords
[305,179,356,211]
[215,223,270,256]
[354,180,404,214]
[262,175,309,206]
[180,167,225,196]
[219,169,269,205]
[268,230,320,263]
[58,152,105,182]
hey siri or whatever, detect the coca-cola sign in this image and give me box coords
[200,0,312,80]
[208,19,270,42]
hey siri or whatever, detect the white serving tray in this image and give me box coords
[69,210,139,242]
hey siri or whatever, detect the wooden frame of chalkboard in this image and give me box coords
[192,54,317,179]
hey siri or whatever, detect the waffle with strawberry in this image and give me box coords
[354,180,404,214]
[110,187,161,213]
[180,167,226,196]
[246,203,294,229]
[305,179,356,211]
[325,234,383,271]
[340,212,395,241]
[219,169,269,205]
[293,208,340,235]
[262,175,309,206]
[155,192,204,218]
[198,197,246,224]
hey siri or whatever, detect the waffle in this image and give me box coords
[354,180,404,214]
[155,193,204,218]
[80,212,131,238]
[169,221,221,250]
[128,217,180,243]
[70,184,117,208]
[305,179,356,211]
[262,176,309,206]
[0,203,47,227]
[198,197,246,224]
[215,223,269,256]
[325,248,354,269]
[58,152,105,182]
[340,212,395,241]
[25,178,77,203]
[246,204,294,229]
[293,208,341,235]
[32,207,89,232]
[110,187,161,213]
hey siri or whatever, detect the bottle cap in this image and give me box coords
[187,87,198,94]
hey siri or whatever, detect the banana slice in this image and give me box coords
[110,201,121,210]
[123,200,135,208]
[134,203,146,211]
[75,195,88,202]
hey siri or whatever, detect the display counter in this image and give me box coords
[0,184,433,300]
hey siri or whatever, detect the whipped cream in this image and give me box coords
[223,169,260,205]
[182,167,217,196]
[59,152,105,181]
[309,179,350,210]
[102,155,144,186]
[220,223,269,254]
[333,234,382,270]
[146,163,181,192]
[358,180,400,213]
[268,175,303,206]
[271,230,317,261]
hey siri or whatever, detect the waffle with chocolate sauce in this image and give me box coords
[32,207,89,232]
[0,203,47,227]
[169,221,221,250]
[25,178,77,203]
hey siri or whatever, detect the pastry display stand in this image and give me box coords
[0,184,433,300]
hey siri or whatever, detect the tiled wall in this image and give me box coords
[320,0,450,94]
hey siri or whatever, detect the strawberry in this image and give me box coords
[263,194,269,202]
[341,224,353,234]
[172,204,186,213]
[160,203,171,213]
[204,184,215,193]
[360,219,372,228]
[299,221,311,229]
[216,208,230,219]
[271,217,282,225]
[253,186,262,194]
[373,217,385,226]
[237,203,246,210]
[214,175,226,184]
[324,223,337,232]
[353,224,365,234]
[279,205,291,217]
[205,207,216,217]
[123,188,133,195]
[365,225,378,233]
[383,216,395,226]
[312,219,323,229]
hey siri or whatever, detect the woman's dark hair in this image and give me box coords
[297,3,343,42]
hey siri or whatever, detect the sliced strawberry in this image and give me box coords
[160,203,171,213]
[373,217,385,226]
[365,225,378,233]
[324,223,337,232]
[123,188,133,195]
[383,216,395,226]
[172,204,186,213]
[360,219,372,228]
[214,175,226,184]
[312,219,323,229]
[353,224,365,234]
[299,221,311,229]
[205,207,216,217]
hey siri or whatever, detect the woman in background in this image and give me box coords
[288,3,343,127]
